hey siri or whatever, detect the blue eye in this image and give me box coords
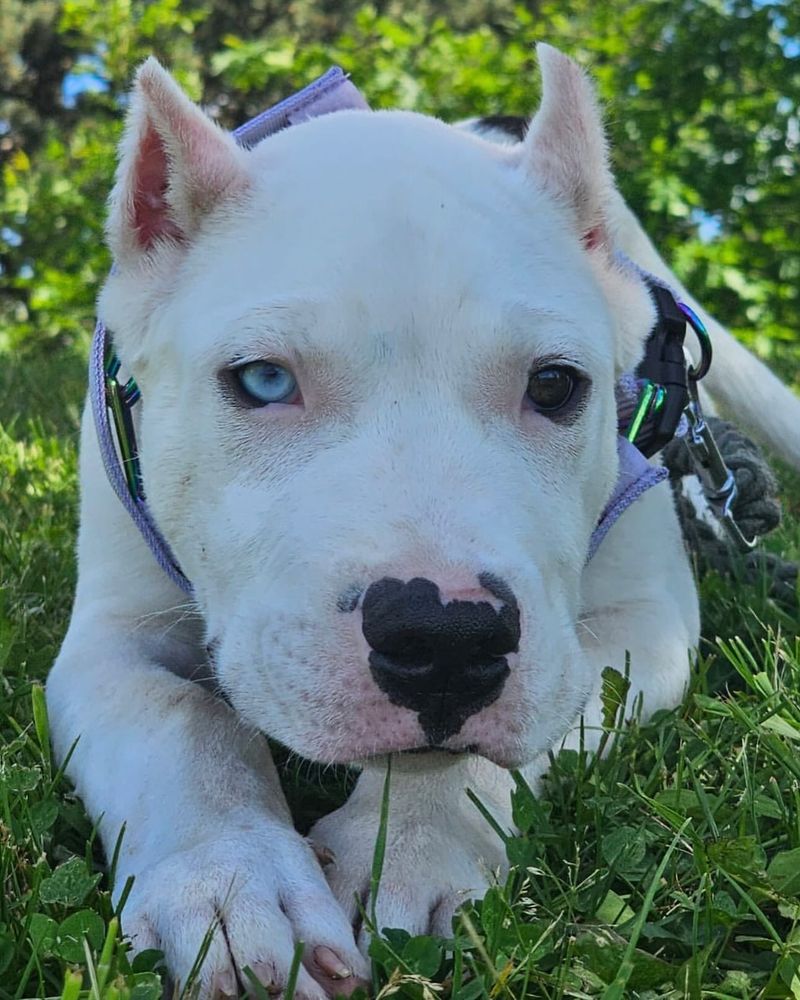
[234,361,299,406]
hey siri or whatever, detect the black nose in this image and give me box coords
[362,575,519,744]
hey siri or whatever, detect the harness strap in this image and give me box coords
[588,438,668,562]
[90,320,192,593]
[232,66,368,147]
[90,67,682,594]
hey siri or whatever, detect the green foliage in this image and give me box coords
[1,0,799,996]
[1,0,798,384]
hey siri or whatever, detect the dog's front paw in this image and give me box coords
[309,764,510,950]
[120,824,369,998]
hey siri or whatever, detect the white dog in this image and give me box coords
[47,45,800,999]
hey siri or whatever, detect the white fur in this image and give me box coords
[47,45,798,997]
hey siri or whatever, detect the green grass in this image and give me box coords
[1,337,800,999]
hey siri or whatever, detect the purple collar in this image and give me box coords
[90,68,669,596]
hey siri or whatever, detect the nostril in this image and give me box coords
[370,652,434,680]
[459,657,510,704]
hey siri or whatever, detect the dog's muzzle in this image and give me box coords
[361,576,520,744]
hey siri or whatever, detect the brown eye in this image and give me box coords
[526,366,577,412]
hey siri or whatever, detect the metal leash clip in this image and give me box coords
[679,302,758,552]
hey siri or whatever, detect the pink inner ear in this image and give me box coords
[131,123,184,249]
[582,225,607,252]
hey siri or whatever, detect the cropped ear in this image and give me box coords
[523,44,614,252]
[108,58,250,269]
[522,45,657,371]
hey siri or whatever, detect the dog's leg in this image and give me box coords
[310,753,514,946]
[311,480,699,945]
[48,624,368,998]
[563,476,700,750]
[47,413,367,1000]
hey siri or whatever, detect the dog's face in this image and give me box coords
[100,48,655,768]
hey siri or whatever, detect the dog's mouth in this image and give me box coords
[359,743,481,762]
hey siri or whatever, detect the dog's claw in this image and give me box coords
[118,826,364,1000]
[313,945,352,980]
[210,968,238,999]
[248,961,281,995]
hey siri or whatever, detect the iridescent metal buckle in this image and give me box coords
[103,344,143,502]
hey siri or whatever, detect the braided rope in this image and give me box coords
[662,417,797,604]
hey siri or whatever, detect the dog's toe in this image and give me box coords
[311,794,508,953]
[120,826,367,999]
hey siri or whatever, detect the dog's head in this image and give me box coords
[99,46,656,768]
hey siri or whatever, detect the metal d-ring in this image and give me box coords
[678,301,712,382]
